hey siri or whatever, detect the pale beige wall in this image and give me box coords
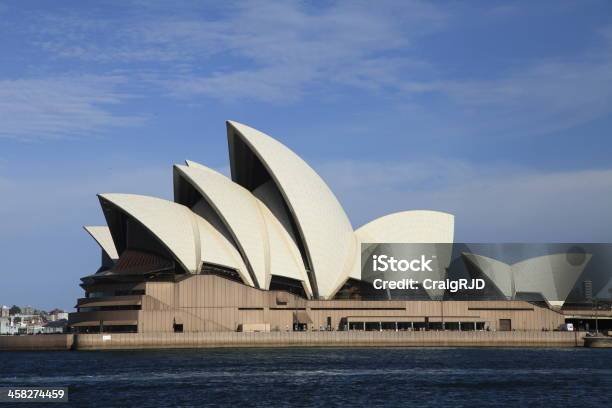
[69,331,585,351]
[136,275,565,333]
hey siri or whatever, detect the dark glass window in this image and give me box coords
[269,275,307,299]
[460,322,477,331]
[78,305,141,312]
[413,322,427,331]
[87,289,145,298]
[429,322,444,331]
[348,322,364,331]
[72,325,137,334]
[445,322,460,331]
[397,322,412,331]
[365,322,381,331]
[333,278,388,300]
[202,263,243,283]
[381,322,396,331]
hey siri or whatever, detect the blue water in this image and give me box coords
[1,348,611,407]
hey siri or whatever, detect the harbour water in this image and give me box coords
[1,348,611,407]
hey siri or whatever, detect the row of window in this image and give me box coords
[86,289,145,298]
[347,321,487,331]
[77,305,142,312]
[72,325,137,334]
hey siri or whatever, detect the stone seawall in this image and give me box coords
[584,336,612,348]
[0,332,585,351]
[0,334,73,351]
[72,331,585,350]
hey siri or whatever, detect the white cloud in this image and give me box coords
[135,1,612,140]
[316,159,612,242]
[30,1,446,102]
[399,54,612,137]
[161,66,313,102]
[154,1,444,101]
[0,75,146,140]
[14,3,612,138]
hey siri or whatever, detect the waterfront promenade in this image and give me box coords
[0,330,586,351]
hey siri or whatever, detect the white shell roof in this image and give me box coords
[462,253,591,307]
[83,225,119,260]
[356,210,454,244]
[341,210,455,299]
[191,200,253,287]
[228,121,356,299]
[175,162,268,288]
[253,180,298,244]
[513,253,591,307]
[256,199,313,297]
[86,121,459,301]
[461,253,513,298]
[98,193,201,274]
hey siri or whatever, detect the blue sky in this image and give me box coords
[1,0,611,309]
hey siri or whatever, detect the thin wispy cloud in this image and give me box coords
[0,75,145,140]
[317,159,612,242]
[146,1,446,101]
[27,1,446,101]
[5,1,612,139]
[399,39,612,138]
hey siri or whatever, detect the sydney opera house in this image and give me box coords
[68,121,601,334]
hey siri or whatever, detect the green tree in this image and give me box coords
[9,305,21,315]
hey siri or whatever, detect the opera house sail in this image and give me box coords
[461,252,591,307]
[69,121,572,334]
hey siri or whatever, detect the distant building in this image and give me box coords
[21,305,34,315]
[0,317,10,335]
[42,319,67,334]
[48,309,69,322]
[0,317,17,335]
[24,325,44,335]
[0,307,72,335]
